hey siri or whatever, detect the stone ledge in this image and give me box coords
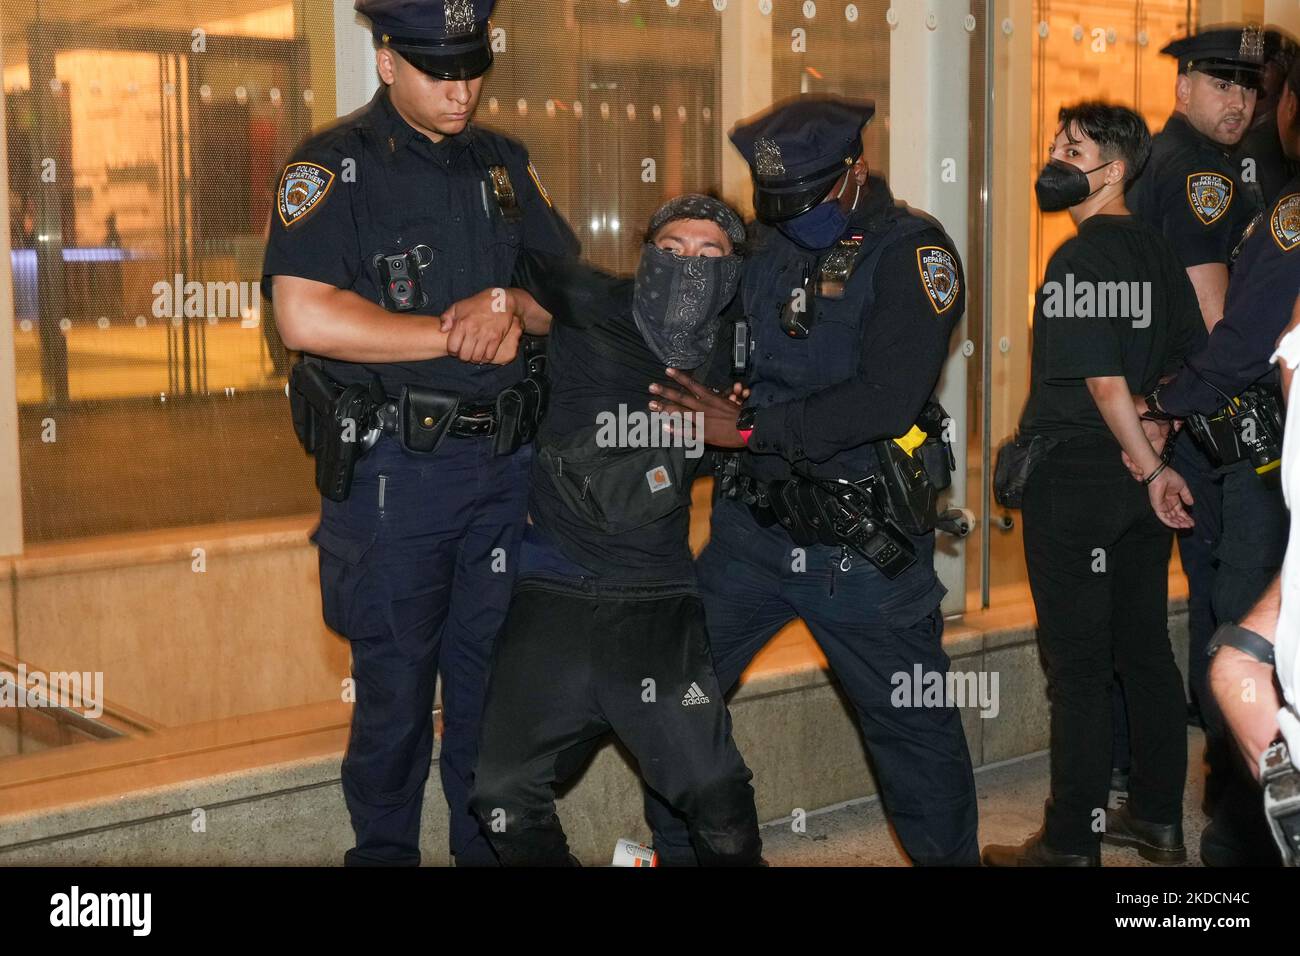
[12,515,317,580]
[0,600,1189,865]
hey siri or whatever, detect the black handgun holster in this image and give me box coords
[289,361,336,455]
[289,361,368,502]
[317,383,374,503]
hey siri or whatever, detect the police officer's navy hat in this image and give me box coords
[1161,24,1267,90]
[730,95,876,223]
[356,0,495,80]
[1263,28,1299,68]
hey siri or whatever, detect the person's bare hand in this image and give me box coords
[1122,420,1172,480]
[1210,647,1281,780]
[726,383,751,406]
[1141,416,1171,458]
[648,368,747,449]
[488,320,523,366]
[440,287,518,364]
[1147,466,1195,530]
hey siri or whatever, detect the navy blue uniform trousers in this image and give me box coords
[313,434,531,866]
[645,497,980,865]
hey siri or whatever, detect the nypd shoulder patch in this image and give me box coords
[1270,192,1300,252]
[916,246,960,315]
[277,162,336,228]
[1186,171,1233,226]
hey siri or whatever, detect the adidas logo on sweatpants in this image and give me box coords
[681,682,711,706]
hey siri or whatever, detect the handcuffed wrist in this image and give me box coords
[1141,460,1168,485]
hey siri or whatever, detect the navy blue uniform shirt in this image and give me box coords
[1159,172,1300,415]
[262,86,577,399]
[741,176,963,481]
[1235,113,1300,209]
[1129,112,1261,271]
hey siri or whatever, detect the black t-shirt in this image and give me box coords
[516,252,730,582]
[1019,214,1201,442]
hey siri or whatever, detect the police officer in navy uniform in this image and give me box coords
[645,96,979,865]
[1234,30,1298,210]
[1143,52,1300,866]
[1122,25,1265,815]
[261,0,576,866]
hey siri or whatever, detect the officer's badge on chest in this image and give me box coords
[917,246,960,315]
[1186,172,1233,226]
[1270,193,1300,252]
[277,162,335,228]
[488,165,523,222]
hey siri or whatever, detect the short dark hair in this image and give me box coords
[1286,54,1300,131]
[1056,102,1152,185]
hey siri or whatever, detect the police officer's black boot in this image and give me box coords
[981,831,1101,867]
[1102,805,1186,863]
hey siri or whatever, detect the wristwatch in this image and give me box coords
[736,406,757,445]
[1207,622,1276,667]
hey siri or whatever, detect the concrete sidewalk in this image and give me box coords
[758,728,1212,866]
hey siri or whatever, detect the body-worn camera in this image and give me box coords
[373,244,434,312]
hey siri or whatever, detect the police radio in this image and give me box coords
[1184,377,1285,480]
[373,244,434,312]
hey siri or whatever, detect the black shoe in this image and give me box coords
[1103,805,1186,864]
[981,832,1100,867]
[1200,817,1283,867]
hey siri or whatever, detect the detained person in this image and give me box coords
[983,103,1202,866]
[467,195,763,866]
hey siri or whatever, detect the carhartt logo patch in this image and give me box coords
[1270,193,1300,252]
[277,162,335,228]
[917,246,960,315]
[1187,172,1233,226]
[646,466,673,493]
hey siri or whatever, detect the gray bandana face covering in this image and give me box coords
[632,243,742,369]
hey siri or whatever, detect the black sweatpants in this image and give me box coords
[469,577,762,865]
[1022,434,1187,854]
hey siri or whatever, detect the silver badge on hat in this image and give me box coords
[445,0,476,37]
[1240,24,1264,59]
[755,137,786,178]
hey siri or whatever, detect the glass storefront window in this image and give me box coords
[4,3,329,543]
